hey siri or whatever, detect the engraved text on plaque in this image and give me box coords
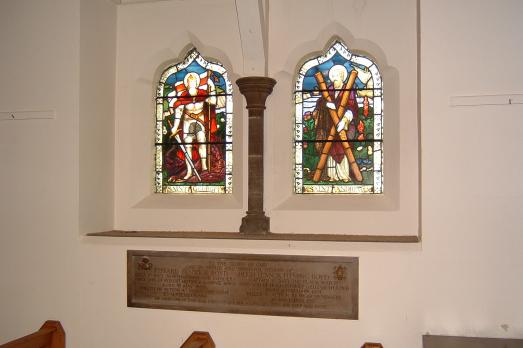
[127,251,358,319]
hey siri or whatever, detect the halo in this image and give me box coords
[328,64,348,83]
[183,72,200,88]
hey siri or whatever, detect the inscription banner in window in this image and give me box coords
[127,250,358,319]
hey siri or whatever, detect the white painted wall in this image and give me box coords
[113,0,247,232]
[0,0,81,341]
[1,1,523,348]
[113,0,420,237]
[79,0,117,234]
[266,0,419,236]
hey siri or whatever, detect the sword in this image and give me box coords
[173,134,202,181]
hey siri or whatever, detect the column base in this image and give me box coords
[239,212,270,234]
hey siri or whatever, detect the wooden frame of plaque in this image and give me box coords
[128,250,358,319]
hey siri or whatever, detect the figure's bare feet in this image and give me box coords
[168,176,187,183]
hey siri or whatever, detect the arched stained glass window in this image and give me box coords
[294,41,383,194]
[155,48,233,194]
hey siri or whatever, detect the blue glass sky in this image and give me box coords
[301,53,365,91]
[165,60,227,92]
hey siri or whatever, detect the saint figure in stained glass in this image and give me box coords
[294,41,383,194]
[155,48,233,194]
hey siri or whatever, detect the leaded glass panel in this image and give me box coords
[294,41,383,194]
[155,48,233,194]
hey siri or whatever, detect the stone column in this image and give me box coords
[236,76,276,234]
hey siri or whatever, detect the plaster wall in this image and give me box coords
[266,0,419,236]
[0,0,81,341]
[0,1,522,347]
[79,0,117,234]
[113,0,246,232]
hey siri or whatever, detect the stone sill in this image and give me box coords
[87,230,419,243]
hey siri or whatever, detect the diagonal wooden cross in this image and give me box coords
[312,70,363,182]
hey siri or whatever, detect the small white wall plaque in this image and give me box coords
[0,110,55,121]
[450,94,523,107]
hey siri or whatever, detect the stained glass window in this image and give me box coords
[294,41,383,194]
[155,48,233,194]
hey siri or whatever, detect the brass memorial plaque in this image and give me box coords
[127,251,358,319]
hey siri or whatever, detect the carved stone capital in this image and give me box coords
[236,77,276,110]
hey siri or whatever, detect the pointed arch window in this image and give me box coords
[294,41,383,194]
[155,48,233,194]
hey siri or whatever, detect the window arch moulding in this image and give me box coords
[155,48,233,194]
[294,40,383,194]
